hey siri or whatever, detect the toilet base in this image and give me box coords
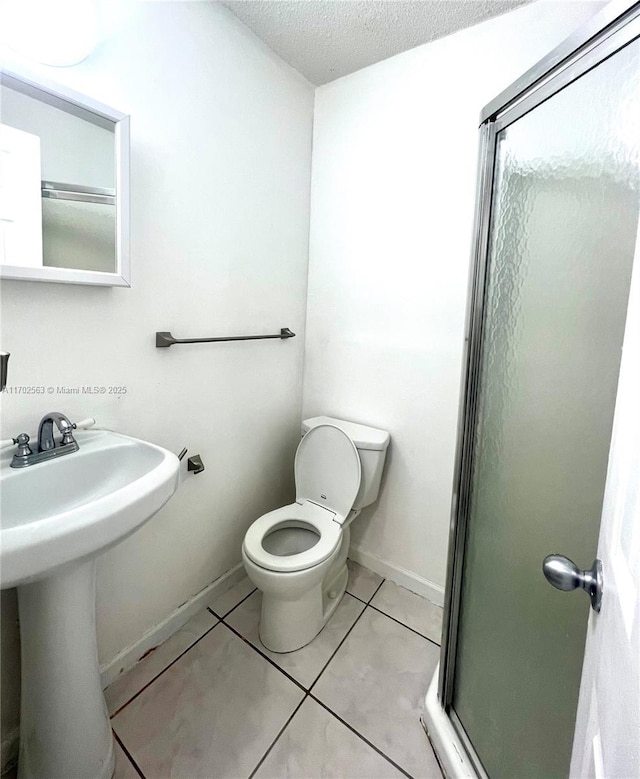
[322,563,348,626]
[259,561,348,653]
[259,563,349,654]
[256,528,351,654]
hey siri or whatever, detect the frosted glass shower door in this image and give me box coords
[451,38,640,779]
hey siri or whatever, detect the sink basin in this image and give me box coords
[1,429,179,588]
[0,428,180,779]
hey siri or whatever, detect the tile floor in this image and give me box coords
[104,560,444,778]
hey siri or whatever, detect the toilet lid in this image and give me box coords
[295,424,361,522]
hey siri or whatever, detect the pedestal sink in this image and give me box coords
[0,429,180,779]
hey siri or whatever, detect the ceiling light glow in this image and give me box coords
[0,0,101,67]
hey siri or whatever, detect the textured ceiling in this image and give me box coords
[221,0,533,85]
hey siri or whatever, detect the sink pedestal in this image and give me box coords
[1,429,180,777]
[17,559,114,779]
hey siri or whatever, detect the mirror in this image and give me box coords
[0,65,129,286]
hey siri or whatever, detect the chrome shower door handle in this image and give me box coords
[542,555,603,613]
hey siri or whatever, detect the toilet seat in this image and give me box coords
[244,424,362,574]
[243,501,342,573]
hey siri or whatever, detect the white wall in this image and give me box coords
[302,0,602,600]
[0,0,313,757]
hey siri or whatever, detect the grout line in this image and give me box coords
[346,589,367,605]
[218,584,381,697]
[307,592,372,694]
[367,604,441,648]
[113,730,146,779]
[347,575,386,606]
[220,618,307,693]
[368,578,386,603]
[247,695,307,779]
[309,694,414,779]
[109,579,391,719]
[211,587,257,620]
[106,570,433,779]
[109,621,221,719]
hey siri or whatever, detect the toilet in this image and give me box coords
[242,415,390,653]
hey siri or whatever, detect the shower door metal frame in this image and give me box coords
[438,0,640,771]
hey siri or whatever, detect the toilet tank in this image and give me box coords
[301,416,390,510]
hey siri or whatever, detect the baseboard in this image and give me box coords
[1,728,18,777]
[100,562,245,689]
[348,546,445,607]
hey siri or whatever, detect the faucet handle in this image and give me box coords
[16,433,32,456]
[13,433,33,458]
[1,433,31,453]
[59,417,95,446]
[59,421,76,446]
[72,417,96,431]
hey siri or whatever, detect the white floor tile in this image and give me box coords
[254,697,405,779]
[226,590,365,688]
[104,609,218,715]
[313,607,442,778]
[346,559,384,602]
[371,580,443,644]
[112,623,304,778]
[208,574,255,617]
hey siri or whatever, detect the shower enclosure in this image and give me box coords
[425,3,640,777]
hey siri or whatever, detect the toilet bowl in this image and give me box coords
[242,417,390,653]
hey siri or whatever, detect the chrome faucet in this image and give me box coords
[9,411,79,468]
[37,412,76,452]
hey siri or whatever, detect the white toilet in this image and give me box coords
[242,415,390,653]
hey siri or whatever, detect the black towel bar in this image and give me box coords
[155,327,295,348]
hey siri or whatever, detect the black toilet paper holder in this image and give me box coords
[178,448,205,475]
